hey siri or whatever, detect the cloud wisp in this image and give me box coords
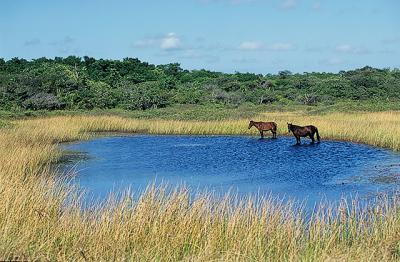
[239,41,265,50]
[133,32,182,51]
[335,44,370,55]
[49,36,80,55]
[238,41,294,51]
[269,43,294,51]
[160,33,181,51]
[24,38,41,46]
[319,57,344,66]
[280,0,296,10]
[381,37,400,45]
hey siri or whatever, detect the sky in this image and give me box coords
[0,0,399,74]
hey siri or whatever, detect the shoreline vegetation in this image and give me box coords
[9,110,400,150]
[0,111,400,260]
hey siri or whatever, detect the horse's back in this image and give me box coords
[306,125,318,131]
[263,122,276,130]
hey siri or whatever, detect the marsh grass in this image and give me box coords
[0,112,400,260]
[14,111,400,150]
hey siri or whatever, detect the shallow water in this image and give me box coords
[61,135,400,208]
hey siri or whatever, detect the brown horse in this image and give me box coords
[287,123,320,144]
[248,120,277,139]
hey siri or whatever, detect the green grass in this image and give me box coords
[0,119,10,129]
[2,100,400,122]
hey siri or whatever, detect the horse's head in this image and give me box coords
[248,120,254,129]
[287,122,292,133]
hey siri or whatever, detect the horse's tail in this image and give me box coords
[272,122,277,131]
[315,127,320,142]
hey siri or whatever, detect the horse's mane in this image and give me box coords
[289,124,303,130]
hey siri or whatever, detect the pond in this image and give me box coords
[61,135,400,208]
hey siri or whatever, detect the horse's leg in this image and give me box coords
[272,130,276,139]
[310,133,315,143]
[295,135,300,144]
[260,130,264,138]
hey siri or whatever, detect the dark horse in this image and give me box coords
[287,123,320,144]
[248,120,277,139]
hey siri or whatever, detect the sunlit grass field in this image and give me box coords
[0,111,400,260]
[12,110,400,150]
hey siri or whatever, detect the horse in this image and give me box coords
[287,123,320,144]
[248,120,277,139]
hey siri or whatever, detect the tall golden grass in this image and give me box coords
[13,111,400,150]
[0,112,399,260]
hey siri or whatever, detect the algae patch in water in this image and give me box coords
[58,150,92,165]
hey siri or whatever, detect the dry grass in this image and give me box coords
[0,112,399,261]
[263,111,400,151]
[12,110,400,150]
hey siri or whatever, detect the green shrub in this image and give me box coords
[22,93,65,110]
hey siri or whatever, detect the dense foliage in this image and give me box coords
[0,56,399,111]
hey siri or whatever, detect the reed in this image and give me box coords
[12,111,400,150]
[0,112,399,261]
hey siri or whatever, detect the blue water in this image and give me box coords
[61,135,400,207]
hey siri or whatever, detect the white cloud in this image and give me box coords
[160,33,181,51]
[335,44,352,53]
[133,33,182,51]
[269,43,294,51]
[238,41,294,51]
[239,41,264,50]
[335,44,370,54]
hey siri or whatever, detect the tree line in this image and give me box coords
[0,56,399,111]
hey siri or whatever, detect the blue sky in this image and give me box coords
[0,0,399,73]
